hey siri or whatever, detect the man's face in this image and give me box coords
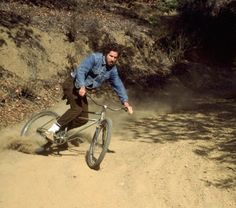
[106,51,119,66]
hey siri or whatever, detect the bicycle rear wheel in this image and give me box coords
[86,118,112,170]
[21,111,59,143]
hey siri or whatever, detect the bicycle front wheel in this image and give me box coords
[86,118,112,170]
[21,111,59,143]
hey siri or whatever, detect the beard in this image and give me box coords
[106,58,115,66]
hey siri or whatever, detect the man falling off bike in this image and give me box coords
[45,43,133,142]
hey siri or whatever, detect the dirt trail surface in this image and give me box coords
[0,98,236,208]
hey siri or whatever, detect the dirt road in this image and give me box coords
[0,97,235,208]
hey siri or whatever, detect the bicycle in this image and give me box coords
[20,94,126,170]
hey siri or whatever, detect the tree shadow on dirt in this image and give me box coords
[122,98,235,143]
[120,98,236,188]
[195,137,236,189]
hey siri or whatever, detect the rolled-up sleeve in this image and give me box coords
[74,54,95,88]
[109,68,128,103]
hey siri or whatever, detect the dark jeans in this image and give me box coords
[57,75,88,131]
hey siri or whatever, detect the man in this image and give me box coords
[45,43,133,142]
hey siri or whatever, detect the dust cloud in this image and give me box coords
[0,86,195,154]
[0,101,68,154]
[101,86,196,139]
[0,124,40,154]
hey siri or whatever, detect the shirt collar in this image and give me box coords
[102,55,106,66]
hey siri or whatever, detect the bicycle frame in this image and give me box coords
[60,105,109,143]
[31,94,125,146]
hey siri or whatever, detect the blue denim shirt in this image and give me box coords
[71,53,128,103]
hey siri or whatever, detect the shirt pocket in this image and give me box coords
[87,68,100,78]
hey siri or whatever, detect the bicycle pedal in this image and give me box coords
[54,132,67,146]
[55,131,67,140]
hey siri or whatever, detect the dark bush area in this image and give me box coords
[2,0,79,10]
[176,0,236,66]
[145,1,236,67]
[0,10,30,28]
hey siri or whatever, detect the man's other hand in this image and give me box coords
[124,102,133,114]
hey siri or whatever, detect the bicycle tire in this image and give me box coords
[86,118,112,170]
[21,111,59,143]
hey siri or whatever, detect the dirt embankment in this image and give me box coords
[0,0,164,128]
[1,0,236,129]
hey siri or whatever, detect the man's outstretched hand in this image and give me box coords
[124,102,133,114]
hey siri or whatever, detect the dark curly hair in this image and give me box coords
[103,43,122,57]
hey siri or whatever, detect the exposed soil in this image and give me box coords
[0,96,235,208]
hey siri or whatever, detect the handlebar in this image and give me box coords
[86,93,127,112]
